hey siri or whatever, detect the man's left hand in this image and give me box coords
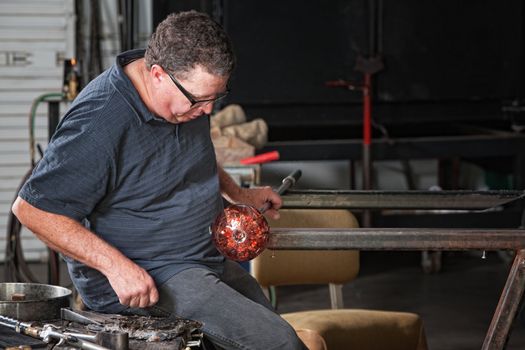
[235,186,282,220]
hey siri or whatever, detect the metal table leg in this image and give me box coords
[269,228,525,349]
[482,249,525,350]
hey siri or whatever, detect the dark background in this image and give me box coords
[152,0,525,141]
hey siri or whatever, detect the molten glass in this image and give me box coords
[211,204,270,261]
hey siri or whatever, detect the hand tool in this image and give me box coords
[61,308,103,327]
[0,314,109,350]
[61,308,128,350]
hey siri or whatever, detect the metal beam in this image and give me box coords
[482,249,525,350]
[268,228,525,251]
[282,190,525,210]
[266,227,525,350]
[262,133,525,161]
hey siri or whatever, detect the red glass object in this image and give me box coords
[211,204,270,261]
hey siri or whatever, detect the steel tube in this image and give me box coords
[261,133,525,161]
[482,249,525,349]
[47,101,61,285]
[268,228,525,251]
[267,228,525,349]
[282,190,525,210]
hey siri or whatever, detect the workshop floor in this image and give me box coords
[4,252,525,350]
[276,251,525,350]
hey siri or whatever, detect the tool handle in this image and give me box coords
[0,314,38,337]
[240,151,280,165]
[41,325,111,350]
[76,338,111,350]
[259,170,302,213]
[61,308,103,326]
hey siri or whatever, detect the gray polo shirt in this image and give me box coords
[19,49,225,313]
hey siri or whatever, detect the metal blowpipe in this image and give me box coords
[0,314,109,350]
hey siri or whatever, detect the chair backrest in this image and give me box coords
[251,209,360,288]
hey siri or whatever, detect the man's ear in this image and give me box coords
[150,64,164,86]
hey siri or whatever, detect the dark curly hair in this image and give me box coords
[144,11,235,79]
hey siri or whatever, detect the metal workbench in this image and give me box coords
[274,190,525,350]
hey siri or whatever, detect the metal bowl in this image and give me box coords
[0,283,72,321]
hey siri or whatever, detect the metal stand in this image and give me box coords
[275,190,525,349]
[483,249,525,349]
[268,228,525,350]
[47,101,61,286]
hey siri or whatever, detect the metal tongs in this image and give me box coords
[0,314,110,350]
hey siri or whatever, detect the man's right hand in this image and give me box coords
[12,197,160,309]
[106,262,159,308]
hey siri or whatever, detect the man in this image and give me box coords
[13,11,306,350]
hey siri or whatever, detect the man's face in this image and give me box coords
[154,64,229,124]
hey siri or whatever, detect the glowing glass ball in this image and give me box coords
[211,204,270,261]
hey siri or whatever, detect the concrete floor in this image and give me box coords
[3,251,525,349]
[276,251,525,350]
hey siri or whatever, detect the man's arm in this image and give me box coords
[217,165,282,219]
[12,197,158,308]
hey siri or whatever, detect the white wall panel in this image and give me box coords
[0,165,34,178]
[0,3,66,16]
[0,128,48,140]
[0,104,49,114]
[0,17,67,28]
[0,177,31,190]
[1,79,63,90]
[0,118,48,128]
[0,0,153,263]
[0,0,73,263]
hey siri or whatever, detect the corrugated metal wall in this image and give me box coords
[0,0,74,262]
[0,0,152,263]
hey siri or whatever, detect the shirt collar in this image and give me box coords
[111,49,158,123]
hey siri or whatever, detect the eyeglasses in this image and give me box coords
[163,67,229,108]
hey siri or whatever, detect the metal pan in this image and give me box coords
[0,283,72,321]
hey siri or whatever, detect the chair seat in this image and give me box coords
[283,309,428,350]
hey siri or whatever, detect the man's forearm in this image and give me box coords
[216,165,283,219]
[12,196,159,307]
[218,164,242,203]
[11,197,130,277]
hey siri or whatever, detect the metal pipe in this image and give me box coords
[362,74,372,191]
[126,0,134,50]
[267,228,525,349]
[281,190,525,210]
[47,100,61,286]
[362,74,372,227]
[267,228,525,251]
[482,249,525,349]
[368,0,376,56]
[377,0,383,54]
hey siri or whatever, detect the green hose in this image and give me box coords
[28,92,63,166]
[5,92,64,282]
